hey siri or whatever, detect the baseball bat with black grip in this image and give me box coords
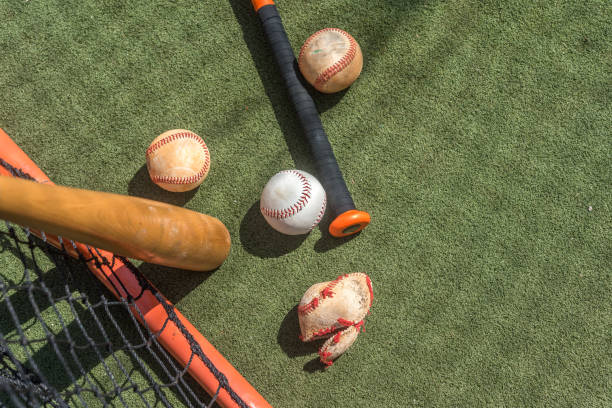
[251,0,370,237]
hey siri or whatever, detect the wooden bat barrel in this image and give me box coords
[0,176,230,271]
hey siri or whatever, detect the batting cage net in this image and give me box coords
[0,160,240,408]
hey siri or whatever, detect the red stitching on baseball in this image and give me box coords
[297,297,319,315]
[318,349,333,366]
[318,324,364,366]
[321,287,334,299]
[146,131,210,185]
[309,325,339,339]
[365,274,374,308]
[297,274,349,316]
[354,320,365,332]
[306,318,359,341]
[337,318,356,328]
[261,170,312,219]
[298,28,357,89]
[317,330,346,366]
[308,194,326,232]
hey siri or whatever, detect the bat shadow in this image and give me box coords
[239,200,308,258]
[127,164,198,207]
[313,210,360,253]
[136,262,214,304]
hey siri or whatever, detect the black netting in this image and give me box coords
[0,161,247,408]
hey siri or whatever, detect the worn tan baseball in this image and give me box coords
[298,273,373,366]
[146,129,211,192]
[298,28,363,94]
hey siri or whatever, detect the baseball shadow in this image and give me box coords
[238,200,358,256]
[127,164,198,207]
[239,201,308,258]
[311,88,349,113]
[276,305,327,372]
[277,306,314,358]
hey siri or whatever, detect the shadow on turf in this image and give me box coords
[136,262,214,303]
[127,164,198,207]
[239,200,358,257]
[239,201,308,258]
[277,305,327,372]
[314,210,360,253]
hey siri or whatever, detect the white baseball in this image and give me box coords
[260,170,327,235]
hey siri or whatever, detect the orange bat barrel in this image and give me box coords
[0,176,230,271]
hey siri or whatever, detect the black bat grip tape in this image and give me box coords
[257,5,356,217]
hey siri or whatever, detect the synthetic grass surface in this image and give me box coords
[0,0,610,407]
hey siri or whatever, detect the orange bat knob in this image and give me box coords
[329,210,370,237]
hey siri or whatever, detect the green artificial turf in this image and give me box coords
[0,0,610,406]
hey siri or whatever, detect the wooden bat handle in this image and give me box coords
[0,176,230,271]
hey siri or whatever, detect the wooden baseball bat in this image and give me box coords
[0,176,230,271]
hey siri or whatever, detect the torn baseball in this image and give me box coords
[298,273,373,366]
